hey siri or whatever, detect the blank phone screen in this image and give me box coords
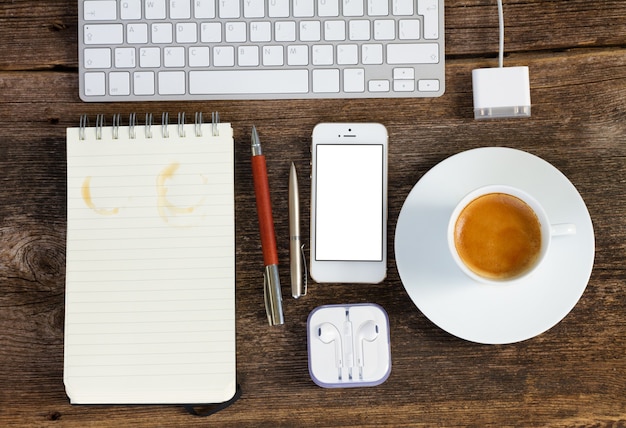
[315,144,384,261]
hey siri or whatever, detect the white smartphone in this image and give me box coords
[310,123,388,283]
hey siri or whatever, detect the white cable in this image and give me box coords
[497,0,504,67]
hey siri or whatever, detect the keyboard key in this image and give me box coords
[127,23,148,44]
[238,46,260,66]
[262,46,284,66]
[84,1,117,21]
[374,20,395,41]
[349,20,370,41]
[312,45,333,65]
[139,47,161,68]
[369,79,390,92]
[318,0,339,17]
[189,47,210,67]
[84,72,106,96]
[152,23,173,44]
[189,70,309,94]
[294,0,315,17]
[387,43,439,64]
[250,22,271,42]
[145,0,166,19]
[115,48,136,68]
[287,45,309,66]
[368,0,388,16]
[134,71,155,95]
[337,44,358,65]
[399,20,420,40]
[109,72,130,95]
[418,79,440,91]
[393,0,414,16]
[194,0,216,18]
[343,0,364,17]
[269,0,290,18]
[300,21,321,42]
[169,0,191,19]
[201,23,222,43]
[393,79,415,91]
[176,23,197,43]
[344,68,365,92]
[225,22,247,43]
[324,20,346,41]
[418,0,439,39]
[84,48,111,68]
[244,0,265,18]
[393,68,414,79]
[275,21,297,42]
[362,44,383,64]
[313,69,340,92]
[158,71,186,95]
[120,0,142,20]
[84,24,123,45]
[219,1,240,18]
[164,47,185,67]
[213,46,235,67]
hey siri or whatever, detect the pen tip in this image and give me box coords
[250,126,262,155]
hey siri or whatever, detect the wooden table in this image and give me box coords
[1,1,625,426]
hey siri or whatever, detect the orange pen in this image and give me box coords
[251,126,284,326]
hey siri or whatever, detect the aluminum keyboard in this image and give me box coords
[78,0,445,101]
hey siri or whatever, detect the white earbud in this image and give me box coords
[355,320,379,380]
[317,323,343,380]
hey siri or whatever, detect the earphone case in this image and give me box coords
[307,303,391,388]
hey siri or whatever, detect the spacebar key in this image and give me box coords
[189,70,309,94]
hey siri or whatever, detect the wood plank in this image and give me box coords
[1,1,626,70]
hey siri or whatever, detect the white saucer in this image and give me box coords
[394,147,594,344]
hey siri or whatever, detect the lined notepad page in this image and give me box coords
[64,122,235,404]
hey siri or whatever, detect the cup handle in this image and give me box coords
[551,223,576,236]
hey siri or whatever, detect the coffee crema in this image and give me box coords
[454,193,542,280]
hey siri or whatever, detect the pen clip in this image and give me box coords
[300,244,308,296]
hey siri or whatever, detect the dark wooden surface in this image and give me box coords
[1,1,625,426]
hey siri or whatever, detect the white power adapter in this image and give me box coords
[472,66,531,119]
[472,0,531,119]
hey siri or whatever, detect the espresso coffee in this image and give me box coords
[453,193,542,280]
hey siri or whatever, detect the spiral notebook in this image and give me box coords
[64,113,236,405]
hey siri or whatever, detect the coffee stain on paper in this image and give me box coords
[156,162,207,226]
[81,176,119,216]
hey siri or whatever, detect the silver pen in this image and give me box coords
[289,162,307,298]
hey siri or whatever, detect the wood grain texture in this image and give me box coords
[1,0,625,426]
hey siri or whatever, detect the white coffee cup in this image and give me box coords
[448,185,576,284]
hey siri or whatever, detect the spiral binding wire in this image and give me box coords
[129,113,137,139]
[79,113,220,140]
[145,113,153,139]
[161,112,170,138]
[95,114,105,140]
[79,115,89,140]
[195,112,203,137]
[112,114,121,139]
[212,112,220,136]
[177,112,186,138]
